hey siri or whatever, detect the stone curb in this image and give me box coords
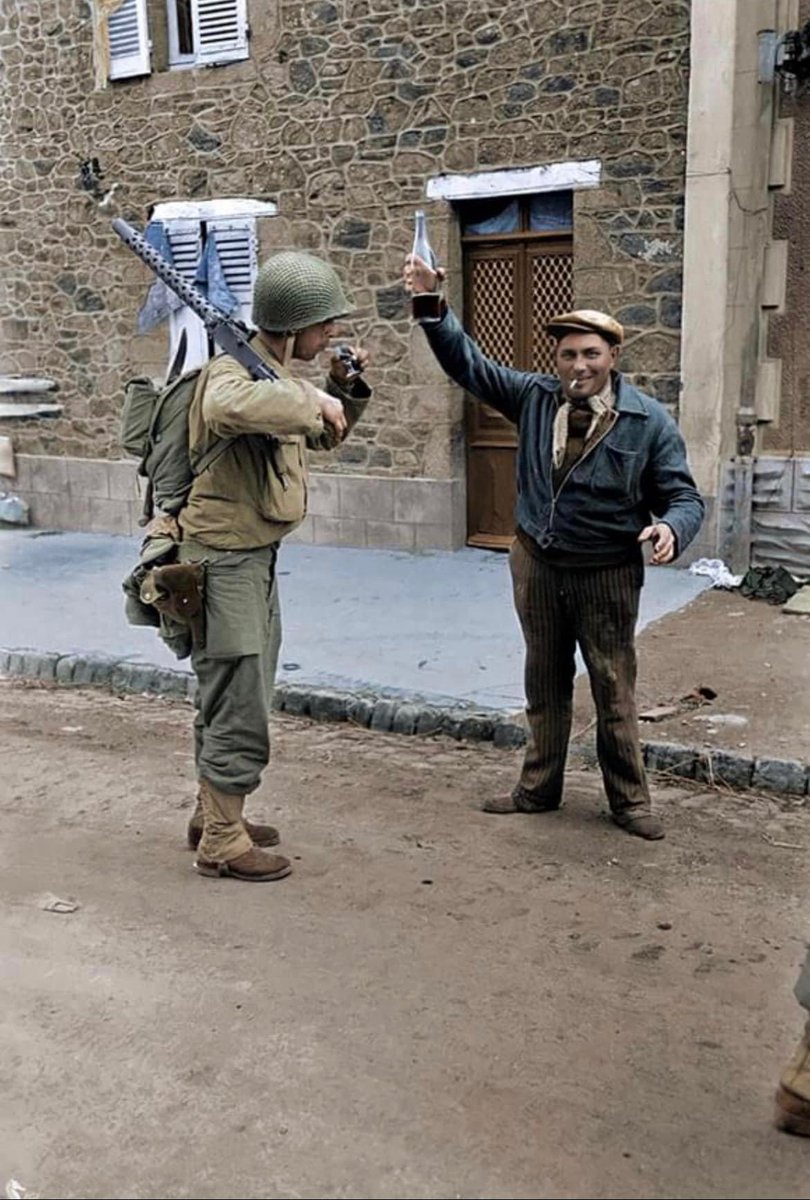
[2,647,808,798]
[0,646,527,748]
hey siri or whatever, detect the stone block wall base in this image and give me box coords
[0,456,467,551]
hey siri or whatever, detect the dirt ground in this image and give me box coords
[574,588,810,765]
[1,678,809,1200]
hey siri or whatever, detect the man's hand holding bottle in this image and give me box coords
[403,254,446,297]
[404,210,446,322]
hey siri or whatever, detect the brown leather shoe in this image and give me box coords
[482,791,562,814]
[612,812,665,840]
[187,814,280,851]
[195,846,292,882]
[482,796,522,814]
[776,1028,810,1135]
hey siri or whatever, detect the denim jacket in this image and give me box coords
[423,307,705,559]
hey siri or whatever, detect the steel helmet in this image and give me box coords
[251,251,352,332]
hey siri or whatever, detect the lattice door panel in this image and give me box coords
[468,256,517,366]
[463,236,573,548]
[530,251,573,373]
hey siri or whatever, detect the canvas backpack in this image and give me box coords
[121,364,231,525]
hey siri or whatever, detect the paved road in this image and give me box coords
[0,529,710,709]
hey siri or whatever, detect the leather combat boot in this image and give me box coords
[776,1023,810,1136]
[193,780,291,883]
[186,793,280,850]
[195,845,292,882]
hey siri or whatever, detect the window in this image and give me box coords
[102,0,249,82]
[167,0,249,68]
[459,192,573,238]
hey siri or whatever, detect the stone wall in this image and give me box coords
[0,0,691,541]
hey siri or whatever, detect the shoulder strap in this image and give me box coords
[190,435,234,477]
[186,357,234,479]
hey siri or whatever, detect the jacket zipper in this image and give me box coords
[547,408,618,534]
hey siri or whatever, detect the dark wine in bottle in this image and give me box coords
[411,210,441,324]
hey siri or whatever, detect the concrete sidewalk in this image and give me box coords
[0,527,709,710]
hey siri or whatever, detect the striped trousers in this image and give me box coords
[509,537,651,815]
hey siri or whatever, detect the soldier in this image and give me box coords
[776,953,810,1135]
[404,254,704,840]
[179,252,371,882]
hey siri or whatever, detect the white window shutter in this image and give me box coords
[107,0,151,80]
[206,217,257,330]
[166,221,209,371]
[192,0,249,65]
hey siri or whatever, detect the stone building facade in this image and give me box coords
[0,0,707,550]
[0,0,696,549]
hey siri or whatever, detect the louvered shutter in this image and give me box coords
[207,217,257,331]
[165,217,258,371]
[192,0,249,65]
[107,0,151,80]
[166,221,209,371]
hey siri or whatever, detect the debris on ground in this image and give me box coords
[689,558,742,589]
[0,493,29,526]
[39,893,80,914]
[680,685,718,707]
[692,711,748,728]
[783,584,810,615]
[739,565,800,606]
[5,1181,40,1200]
[638,704,680,722]
[640,686,717,722]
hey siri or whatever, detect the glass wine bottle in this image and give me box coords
[411,210,442,323]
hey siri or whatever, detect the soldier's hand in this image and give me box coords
[638,522,676,564]
[329,344,369,387]
[404,253,446,295]
[317,391,348,441]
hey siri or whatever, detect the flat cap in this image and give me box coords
[545,309,624,345]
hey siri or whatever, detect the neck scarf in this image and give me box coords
[552,377,614,469]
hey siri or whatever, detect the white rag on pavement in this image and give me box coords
[688,557,743,589]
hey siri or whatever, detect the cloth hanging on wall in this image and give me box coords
[194,234,239,316]
[136,221,185,334]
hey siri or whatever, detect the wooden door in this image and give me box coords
[464,246,521,549]
[463,227,573,549]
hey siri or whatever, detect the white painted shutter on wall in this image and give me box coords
[192,0,249,65]
[166,217,257,371]
[166,221,208,371]
[207,217,257,330]
[108,0,151,80]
